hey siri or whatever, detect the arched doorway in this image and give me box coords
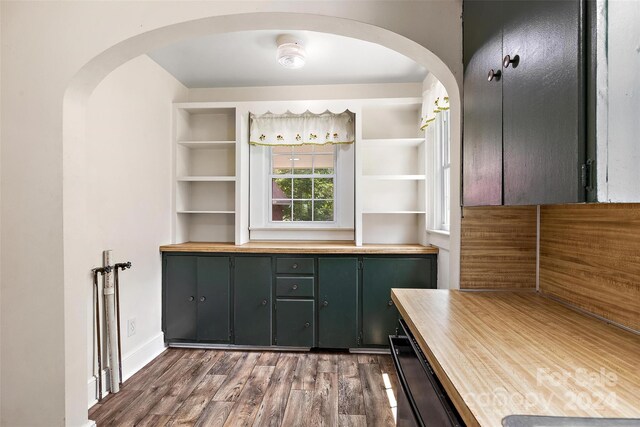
[63,12,460,425]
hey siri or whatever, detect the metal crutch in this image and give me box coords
[113,261,131,386]
[92,268,103,401]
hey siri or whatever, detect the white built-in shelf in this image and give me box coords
[362,175,426,181]
[362,211,426,214]
[178,140,236,148]
[177,210,235,214]
[361,138,425,147]
[177,176,237,182]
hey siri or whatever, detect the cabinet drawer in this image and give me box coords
[276,277,314,298]
[276,257,314,275]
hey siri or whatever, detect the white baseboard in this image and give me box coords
[87,333,166,408]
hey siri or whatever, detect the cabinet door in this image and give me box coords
[318,258,358,349]
[164,256,197,341]
[502,0,585,205]
[362,258,435,346]
[463,0,504,206]
[234,257,272,346]
[276,299,315,347]
[197,257,230,342]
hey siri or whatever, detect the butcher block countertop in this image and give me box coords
[391,289,640,427]
[160,241,438,254]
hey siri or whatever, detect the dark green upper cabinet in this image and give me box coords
[463,0,587,206]
[318,258,359,349]
[196,257,230,341]
[463,0,504,206]
[164,255,197,341]
[234,256,272,346]
[362,258,435,346]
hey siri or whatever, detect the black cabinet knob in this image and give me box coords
[503,54,519,68]
[304,322,310,328]
[261,299,268,306]
[323,300,329,307]
[188,296,195,302]
[292,284,298,290]
[388,300,394,307]
[292,263,298,269]
[200,296,206,302]
[487,69,501,82]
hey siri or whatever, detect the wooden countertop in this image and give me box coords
[160,241,439,255]
[391,289,640,427]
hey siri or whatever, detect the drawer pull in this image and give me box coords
[304,322,310,328]
[388,300,394,307]
[292,284,299,290]
[200,296,206,302]
[261,299,268,306]
[188,296,195,302]
[292,263,298,269]
[323,300,329,307]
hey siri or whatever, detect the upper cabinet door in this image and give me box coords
[502,0,585,205]
[463,1,504,206]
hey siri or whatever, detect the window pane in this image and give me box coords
[313,178,334,199]
[313,144,334,154]
[292,154,313,175]
[272,155,292,175]
[293,178,312,199]
[292,144,315,154]
[272,201,292,222]
[314,200,334,221]
[272,146,293,154]
[272,178,292,199]
[314,154,334,174]
[292,201,312,221]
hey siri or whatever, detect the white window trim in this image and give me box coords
[427,109,451,235]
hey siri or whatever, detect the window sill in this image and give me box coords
[250,227,354,231]
[426,229,450,251]
[427,229,450,237]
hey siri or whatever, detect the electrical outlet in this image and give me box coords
[127,318,136,337]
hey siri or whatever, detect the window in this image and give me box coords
[270,144,336,223]
[437,110,451,231]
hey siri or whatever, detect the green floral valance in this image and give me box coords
[250,110,355,146]
[420,81,449,130]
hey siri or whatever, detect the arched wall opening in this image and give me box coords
[63,12,461,425]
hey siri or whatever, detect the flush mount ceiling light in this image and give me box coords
[276,35,306,69]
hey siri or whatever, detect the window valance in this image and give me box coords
[249,110,355,146]
[420,82,449,130]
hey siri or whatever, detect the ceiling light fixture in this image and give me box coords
[276,35,306,69]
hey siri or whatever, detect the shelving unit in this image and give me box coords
[356,99,427,245]
[173,104,239,243]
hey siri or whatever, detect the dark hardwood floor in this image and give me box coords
[89,348,398,426]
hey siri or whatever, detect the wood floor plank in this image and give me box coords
[312,372,338,426]
[338,414,367,427]
[168,374,227,426]
[252,355,298,427]
[90,387,144,425]
[150,352,224,415]
[281,390,314,427]
[105,384,172,426]
[356,354,378,364]
[377,355,398,400]
[317,353,338,373]
[291,353,318,390]
[208,351,243,376]
[359,363,395,427]
[338,376,365,416]
[124,348,182,390]
[136,414,171,427]
[256,351,281,366]
[212,352,261,402]
[194,401,234,427]
[223,365,275,426]
[338,354,360,378]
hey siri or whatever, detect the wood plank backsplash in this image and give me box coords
[539,203,640,332]
[460,206,537,289]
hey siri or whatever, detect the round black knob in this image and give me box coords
[261,299,268,306]
[503,54,519,68]
[388,300,394,307]
[323,300,329,307]
[292,263,298,269]
[200,296,206,302]
[304,322,310,328]
[292,284,298,290]
[188,296,195,302]
[487,69,501,82]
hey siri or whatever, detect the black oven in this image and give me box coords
[389,319,464,427]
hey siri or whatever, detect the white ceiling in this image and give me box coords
[148,30,428,88]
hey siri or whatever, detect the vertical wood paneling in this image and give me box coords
[540,203,640,331]
[460,206,537,289]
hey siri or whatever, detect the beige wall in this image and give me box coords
[0,2,462,426]
[84,55,187,407]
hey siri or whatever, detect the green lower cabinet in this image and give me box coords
[164,255,198,341]
[276,299,315,347]
[318,257,359,349]
[362,257,435,346]
[196,257,230,341]
[234,257,272,346]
